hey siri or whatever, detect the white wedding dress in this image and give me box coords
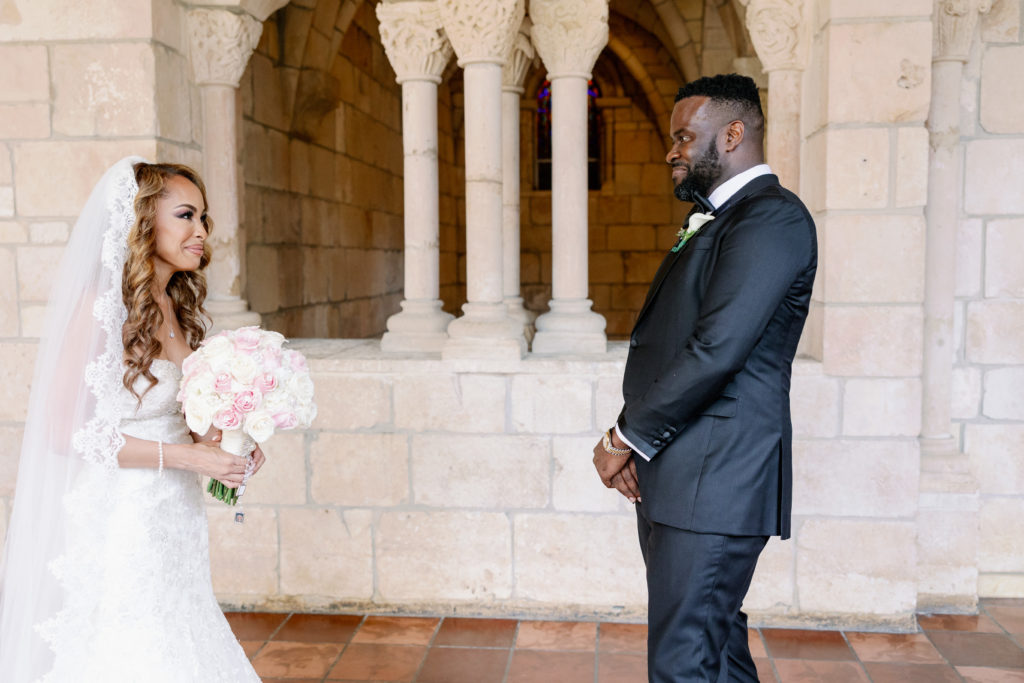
[38,360,260,683]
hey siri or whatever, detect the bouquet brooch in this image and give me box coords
[177,326,317,505]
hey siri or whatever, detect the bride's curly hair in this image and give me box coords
[122,162,213,401]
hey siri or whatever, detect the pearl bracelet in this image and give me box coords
[157,440,164,476]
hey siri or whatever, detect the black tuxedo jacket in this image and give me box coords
[618,174,817,539]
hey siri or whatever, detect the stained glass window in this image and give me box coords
[535,80,602,191]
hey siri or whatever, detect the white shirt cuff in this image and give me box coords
[614,423,651,461]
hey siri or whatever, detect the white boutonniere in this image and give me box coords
[671,212,715,253]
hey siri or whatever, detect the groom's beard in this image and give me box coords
[673,143,722,203]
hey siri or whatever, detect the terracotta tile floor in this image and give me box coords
[228,599,1024,682]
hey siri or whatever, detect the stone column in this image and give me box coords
[530,0,609,354]
[502,18,535,337]
[921,0,990,460]
[187,8,266,331]
[742,0,807,192]
[916,0,990,613]
[438,0,528,361]
[376,2,455,352]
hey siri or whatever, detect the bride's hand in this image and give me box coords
[250,444,266,476]
[185,442,248,487]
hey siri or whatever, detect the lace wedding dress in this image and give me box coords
[38,360,260,683]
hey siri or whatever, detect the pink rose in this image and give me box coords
[273,412,299,429]
[285,350,308,372]
[213,372,232,394]
[213,407,242,430]
[255,372,278,393]
[234,327,262,352]
[263,347,283,370]
[233,389,262,413]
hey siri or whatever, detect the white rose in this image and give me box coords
[262,330,286,348]
[286,374,315,403]
[262,391,289,413]
[185,404,213,435]
[201,335,232,357]
[300,402,318,427]
[229,355,259,385]
[245,410,276,443]
[184,387,227,433]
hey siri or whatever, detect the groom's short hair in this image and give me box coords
[676,74,764,134]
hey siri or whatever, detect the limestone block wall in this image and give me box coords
[795,0,934,619]
[207,341,918,628]
[958,2,1024,598]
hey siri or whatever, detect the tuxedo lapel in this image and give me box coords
[631,174,781,332]
[634,205,700,324]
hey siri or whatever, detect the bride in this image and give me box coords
[0,157,266,681]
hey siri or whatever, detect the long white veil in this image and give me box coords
[0,156,145,681]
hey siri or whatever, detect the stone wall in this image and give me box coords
[241,1,418,338]
[796,0,933,617]
[959,0,1024,598]
[211,341,919,629]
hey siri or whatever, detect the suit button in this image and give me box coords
[629,338,638,348]
[661,430,671,439]
[652,440,662,447]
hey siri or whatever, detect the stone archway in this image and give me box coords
[234,0,414,338]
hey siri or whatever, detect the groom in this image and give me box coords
[593,74,817,681]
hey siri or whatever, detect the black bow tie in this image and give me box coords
[691,191,715,215]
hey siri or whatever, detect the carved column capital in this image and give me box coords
[187,8,263,87]
[503,16,535,91]
[437,0,525,66]
[742,0,807,72]
[182,1,289,23]
[530,0,609,79]
[934,0,992,62]
[377,1,454,84]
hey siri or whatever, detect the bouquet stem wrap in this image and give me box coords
[207,429,255,506]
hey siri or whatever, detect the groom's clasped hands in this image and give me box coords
[592,430,641,504]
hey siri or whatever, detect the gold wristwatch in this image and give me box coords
[602,429,632,456]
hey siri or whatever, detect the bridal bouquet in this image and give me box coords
[177,326,317,505]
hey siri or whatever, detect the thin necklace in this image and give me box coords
[162,302,175,339]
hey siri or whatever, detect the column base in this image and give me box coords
[381,299,454,353]
[918,436,980,614]
[442,302,527,361]
[505,296,536,343]
[531,298,606,354]
[920,435,968,474]
[206,297,262,334]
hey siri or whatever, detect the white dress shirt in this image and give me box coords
[615,164,774,461]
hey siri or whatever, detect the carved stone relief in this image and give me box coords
[187,8,263,87]
[377,1,454,83]
[741,0,805,72]
[437,0,525,65]
[530,0,609,78]
[503,16,535,90]
[934,0,993,61]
